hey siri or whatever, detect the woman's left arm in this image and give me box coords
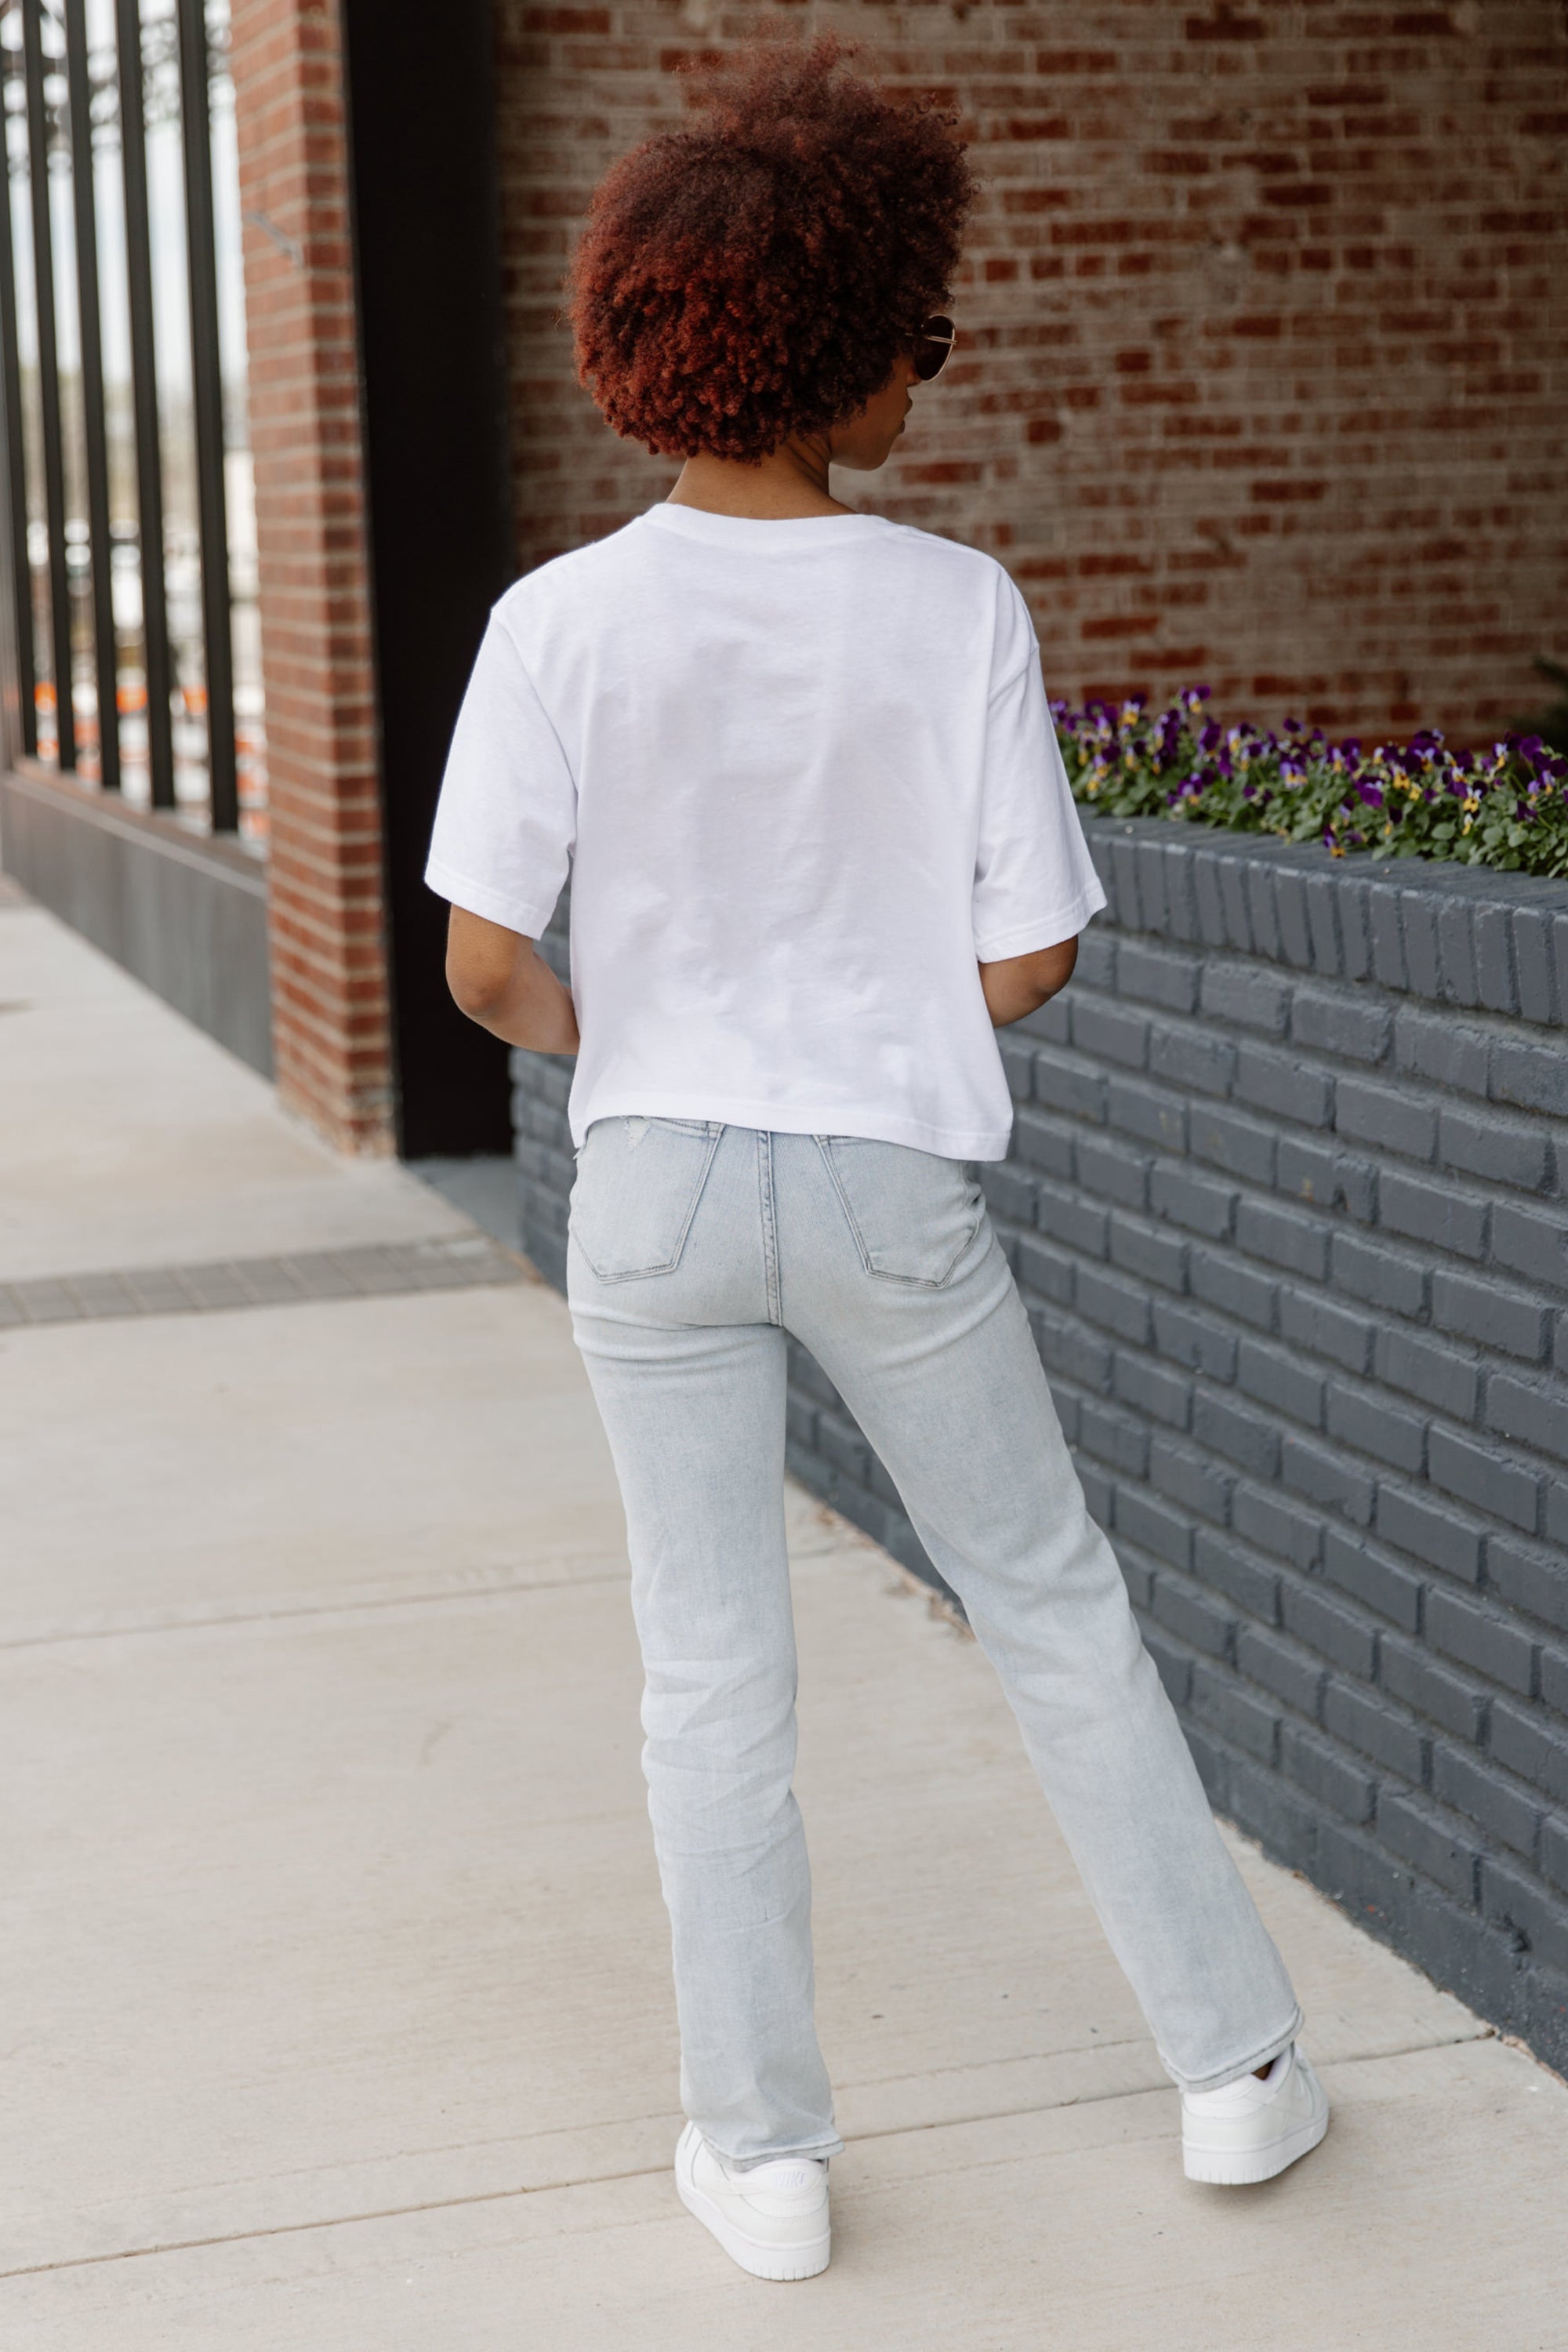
[978,934,1078,1028]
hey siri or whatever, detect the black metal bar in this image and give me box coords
[64,0,118,793]
[114,0,172,807]
[341,0,517,1153]
[175,0,234,830]
[0,59,38,757]
[22,0,75,769]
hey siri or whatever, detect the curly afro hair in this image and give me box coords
[568,37,974,462]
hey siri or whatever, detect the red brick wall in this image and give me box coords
[495,0,1567,743]
[230,0,394,1154]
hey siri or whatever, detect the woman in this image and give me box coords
[427,38,1327,2283]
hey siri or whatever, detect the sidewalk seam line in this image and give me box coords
[0,2034,1492,2281]
[0,1570,633,1650]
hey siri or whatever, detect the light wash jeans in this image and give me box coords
[568,1119,1301,2166]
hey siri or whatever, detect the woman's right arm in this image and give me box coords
[445,905,580,1054]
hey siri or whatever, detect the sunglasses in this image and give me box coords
[913,315,956,383]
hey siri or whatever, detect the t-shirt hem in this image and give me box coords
[423,856,560,940]
[572,1091,1014,1162]
[973,877,1108,964]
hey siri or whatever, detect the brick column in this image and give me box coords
[229,0,394,1153]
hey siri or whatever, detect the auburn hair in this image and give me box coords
[568,37,974,461]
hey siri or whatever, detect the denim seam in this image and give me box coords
[758,1128,782,1325]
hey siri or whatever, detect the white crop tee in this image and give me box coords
[425,502,1105,1161]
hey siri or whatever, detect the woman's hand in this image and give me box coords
[445,906,580,1054]
[978,934,1079,1028]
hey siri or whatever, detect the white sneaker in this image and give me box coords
[673,2120,831,2280]
[1181,2044,1329,2185]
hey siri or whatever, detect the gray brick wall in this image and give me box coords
[510,823,1568,2071]
[511,906,575,1294]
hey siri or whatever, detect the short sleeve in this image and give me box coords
[971,583,1106,960]
[424,612,577,937]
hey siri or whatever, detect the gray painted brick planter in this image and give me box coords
[510,817,1568,2072]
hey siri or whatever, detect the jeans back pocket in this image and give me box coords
[569,1117,722,1282]
[816,1135,983,1288]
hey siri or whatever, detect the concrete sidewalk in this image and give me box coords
[3,887,1566,2350]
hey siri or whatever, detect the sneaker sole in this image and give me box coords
[1182,2100,1329,2186]
[675,2147,831,2281]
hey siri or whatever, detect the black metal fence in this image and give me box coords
[0,0,262,840]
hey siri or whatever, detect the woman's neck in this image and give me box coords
[666,437,852,520]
